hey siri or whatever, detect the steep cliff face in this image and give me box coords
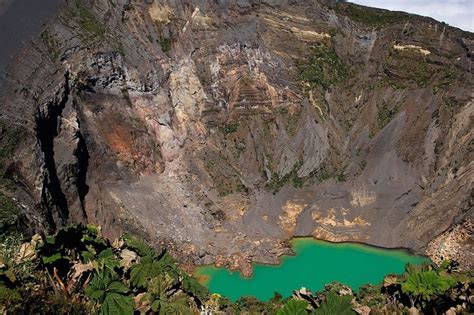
[0,0,472,272]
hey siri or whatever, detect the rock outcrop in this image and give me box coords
[0,0,472,272]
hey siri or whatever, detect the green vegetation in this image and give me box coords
[277,300,308,314]
[315,164,331,182]
[332,2,409,27]
[41,30,62,62]
[66,1,106,42]
[270,263,472,315]
[85,270,134,315]
[443,96,461,110]
[0,122,24,189]
[335,170,346,182]
[313,291,353,315]
[267,160,304,191]
[154,21,175,54]
[278,107,302,137]
[266,161,348,190]
[297,43,347,91]
[0,224,207,314]
[356,283,387,307]
[381,50,433,89]
[0,192,25,238]
[402,270,456,306]
[158,36,173,53]
[433,69,457,94]
[369,101,401,138]
[0,217,472,314]
[222,121,240,134]
[376,102,399,130]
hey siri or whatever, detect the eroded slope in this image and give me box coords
[0,0,472,273]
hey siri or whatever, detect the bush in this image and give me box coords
[298,43,347,90]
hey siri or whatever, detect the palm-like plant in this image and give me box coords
[312,292,354,315]
[401,270,456,306]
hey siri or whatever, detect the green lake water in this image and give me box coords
[195,238,428,301]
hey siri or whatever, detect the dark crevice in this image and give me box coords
[35,72,70,231]
[73,127,90,221]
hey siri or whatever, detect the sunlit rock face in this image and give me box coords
[0,0,472,272]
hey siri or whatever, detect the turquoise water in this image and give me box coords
[195,238,428,301]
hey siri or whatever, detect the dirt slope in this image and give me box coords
[0,0,472,273]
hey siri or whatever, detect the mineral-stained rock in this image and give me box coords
[425,219,473,271]
[0,0,472,269]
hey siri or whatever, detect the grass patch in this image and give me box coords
[221,122,240,134]
[158,36,173,53]
[369,101,401,138]
[0,122,24,189]
[433,69,457,94]
[315,164,331,182]
[443,96,460,109]
[0,192,25,237]
[266,160,304,191]
[155,21,175,54]
[40,30,61,62]
[382,50,433,89]
[278,107,302,137]
[336,170,346,182]
[376,102,399,130]
[76,4,105,39]
[333,3,409,27]
[297,43,347,90]
[66,1,106,42]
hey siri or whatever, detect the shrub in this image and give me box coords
[314,292,355,314]
[298,44,347,90]
[401,270,456,305]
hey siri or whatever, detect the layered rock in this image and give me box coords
[0,0,472,272]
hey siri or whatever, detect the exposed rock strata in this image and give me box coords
[0,0,472,272]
